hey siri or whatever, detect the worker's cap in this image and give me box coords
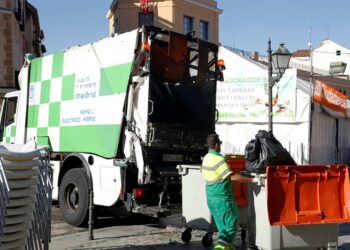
[205,133,222,148]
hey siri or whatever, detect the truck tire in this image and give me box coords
[181,228,192,243]
[59,168,89,227]
[201,232,213,247]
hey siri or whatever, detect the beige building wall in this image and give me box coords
[173,0,220,43]
[152,0,174,30]
[0,0,44,90]
[107,0,221,44]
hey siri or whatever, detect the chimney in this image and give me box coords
[251,51,259,61]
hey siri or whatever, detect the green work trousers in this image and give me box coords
[207,196,238,244]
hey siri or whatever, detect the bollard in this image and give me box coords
[88,189,95,240]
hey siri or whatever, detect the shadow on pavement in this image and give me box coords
[84,241,250,250]
[339,243,350,250]
[79,241,208,250]
[94,215,159,229]
[339,223,350,236]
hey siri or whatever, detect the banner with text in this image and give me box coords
[313,78,347,116]
[217,68,297,122]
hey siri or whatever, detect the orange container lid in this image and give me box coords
[225,154,245,160]
[267,165,350,226]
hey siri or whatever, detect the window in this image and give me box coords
[183,16,194,34]
[200,21,209,40]
[336,50,341,56]
[4,97,18,127]
[113,13,119,34]
[139,12,154,27]
[0,96,18,140]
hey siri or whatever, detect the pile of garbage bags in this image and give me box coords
[245,130,296,173]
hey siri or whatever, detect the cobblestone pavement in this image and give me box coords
[50,206,350,250]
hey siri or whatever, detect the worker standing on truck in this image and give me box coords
[201,134,254,250]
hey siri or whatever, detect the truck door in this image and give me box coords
[0,95,18,144]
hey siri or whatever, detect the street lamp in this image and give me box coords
[267,40,292,133]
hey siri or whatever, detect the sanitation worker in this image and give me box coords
[201,133,255,250]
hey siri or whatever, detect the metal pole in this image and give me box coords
[88,189,94,240]
[307,42,313,163]
[267,39,273,133]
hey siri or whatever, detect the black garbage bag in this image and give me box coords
[245,138,260,161]
[245,130,296,173]
[244,139,262,172]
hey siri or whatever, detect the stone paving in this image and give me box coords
[50,212,350,250]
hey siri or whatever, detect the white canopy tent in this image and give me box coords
[216,46,350,166]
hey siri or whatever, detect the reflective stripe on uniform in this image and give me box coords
[218,168,231,179]
[201,153,232,185]
[204,168,232,185]
[206,179,224,185]
[201,159,226,171]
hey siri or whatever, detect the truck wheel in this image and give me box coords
[241,227,246,244]
[201,232,213,247]
[59,168,89,227]
[181,228,192,243]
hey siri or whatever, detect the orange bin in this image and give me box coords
[267,165,350,226]
[226,155,247,207]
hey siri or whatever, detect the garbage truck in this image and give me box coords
[0,26,221,226]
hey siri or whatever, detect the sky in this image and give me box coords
[30,0,350,55]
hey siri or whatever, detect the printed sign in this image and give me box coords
[216,69,297,122]
[74,73,99,100]
[313,78,347,115]
[26,30,138,158]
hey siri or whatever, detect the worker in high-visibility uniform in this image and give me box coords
[201,134,254,250]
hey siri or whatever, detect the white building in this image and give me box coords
[290,39,350,78]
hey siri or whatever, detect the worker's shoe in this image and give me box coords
[212,242,236,250]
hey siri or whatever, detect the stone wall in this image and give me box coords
[0,0,39,90]
[0,12,15,88]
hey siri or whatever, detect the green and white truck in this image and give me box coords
[0,27,220,226]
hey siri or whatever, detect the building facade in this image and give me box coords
[312,40,350,77]
[107,0,222,44]
[291,40,350,78]
[0,0,44,90]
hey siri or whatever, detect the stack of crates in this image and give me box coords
[0,144,52,250]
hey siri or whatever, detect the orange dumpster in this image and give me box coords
[226,155,248,243]
[266,165,350,226]
[226,155,248,207]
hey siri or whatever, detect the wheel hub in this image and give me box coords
[69,189,79,205]
[66,184,79,212]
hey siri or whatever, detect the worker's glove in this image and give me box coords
[251,176,263,186]
[251,177,259,183]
